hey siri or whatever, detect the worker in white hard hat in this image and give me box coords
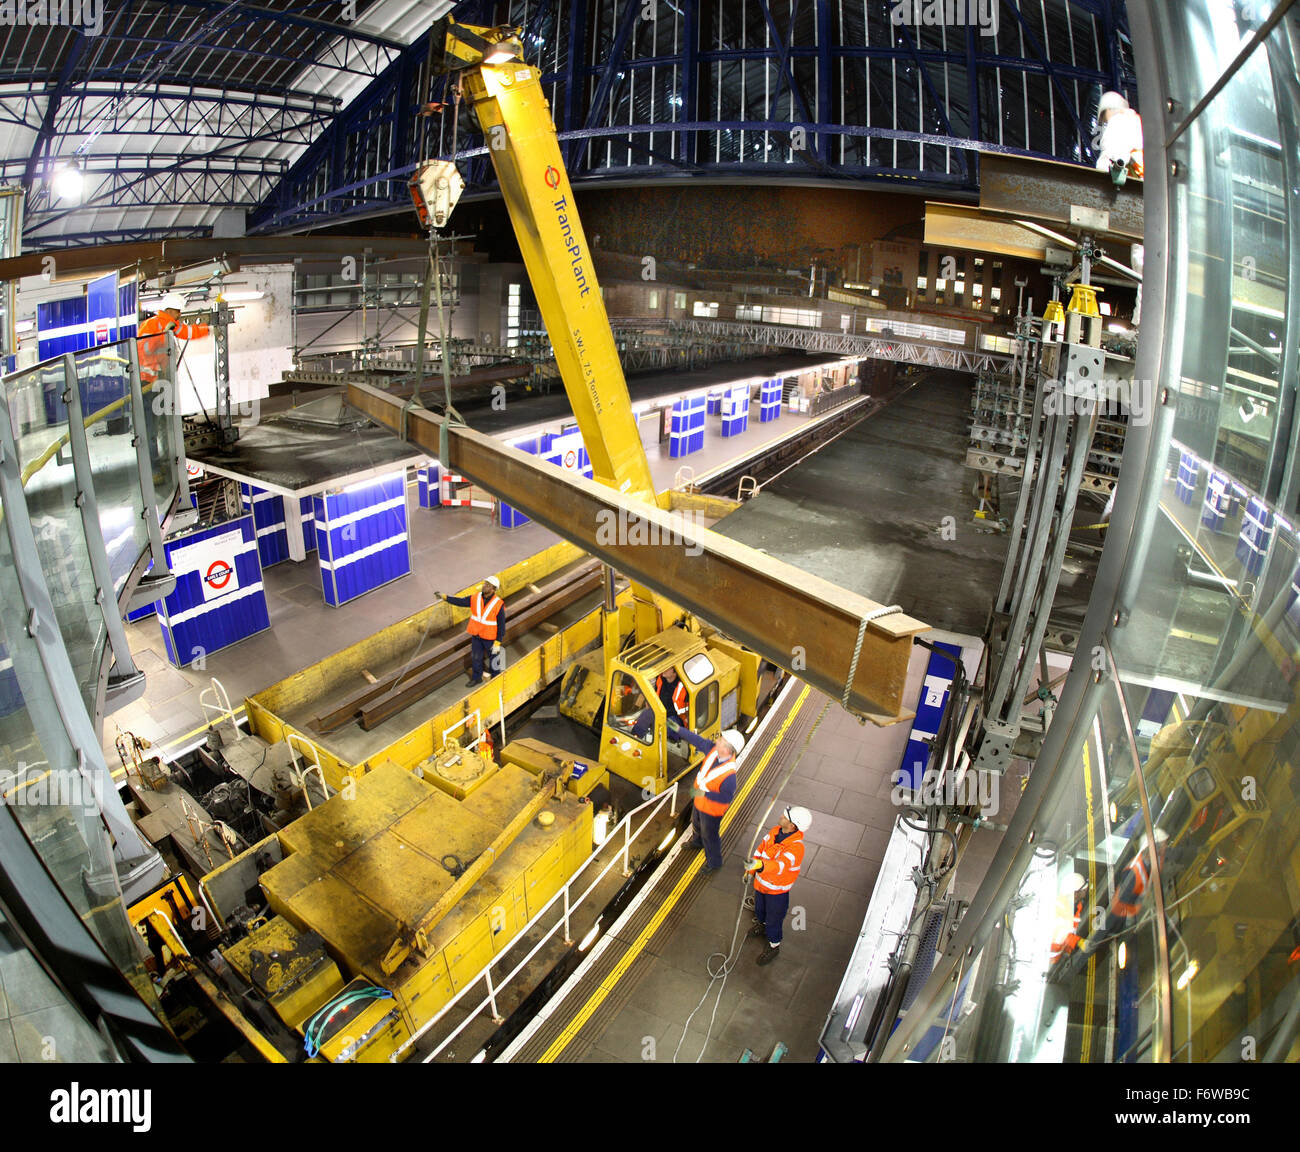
[746,805,812,965]
[137,292,211,384]
[1078,827,1170,958]
[435,575,506,687]
[670,723,746,872]
[1094,90,1143,185]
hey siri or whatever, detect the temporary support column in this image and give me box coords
[282,494,315,563]
[721,384,751,437]
[155,516,270,667]
[417,460,441,508]
[241,482,290,567]
[314,471,411,607]
[60,353,145,708]
[760,378,782,423]
[669,395,706,458]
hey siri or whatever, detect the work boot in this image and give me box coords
[747,920,766,940]
[466,676,482,687]
[756,943,780,966]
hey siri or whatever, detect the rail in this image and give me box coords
[390,779,684,1062]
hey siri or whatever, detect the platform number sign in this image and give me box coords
[174,529,244,602]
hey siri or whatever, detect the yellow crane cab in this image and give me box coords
[559,625,743,794]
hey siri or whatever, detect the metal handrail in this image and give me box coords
[285,732,327,811]
[392,779,683,1062]
[198,678,238,733]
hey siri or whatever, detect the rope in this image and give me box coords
[673,697,833,1062]
[842,604,902,709]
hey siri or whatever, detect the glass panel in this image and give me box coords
[129,333,180,521]
[3,359,105,716]
[0,485,150,1002]
[73,343,152,594]
[607,671,655,745]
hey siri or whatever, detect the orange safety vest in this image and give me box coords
[466,591,503,639]
[137,313,210,379]
[693,748,736,818]
[656,674,687,722]
[1110,855,1150,919]
[752,824,805,894]
[1051,898,1085,961]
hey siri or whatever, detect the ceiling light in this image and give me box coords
[52,162,84,203]
[221,290,265,302]
[485,37,522,64]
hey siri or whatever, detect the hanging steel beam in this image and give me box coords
[345,381,929,726]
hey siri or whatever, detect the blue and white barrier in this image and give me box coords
[156,516,270,667]
[670,395,706,458]
[314,472,410,607]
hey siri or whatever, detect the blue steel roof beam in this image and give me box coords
[1005,0,1088,153]
[84,34,391,84]
[177,0,407,51]
[567,0,643,171]
[50,91,335,143]
[893,22,966,181]
[755,0,817,133]
[21,32,89,189]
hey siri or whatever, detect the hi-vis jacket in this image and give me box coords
[466,592,504,640]
[137,312,210,380]
[693,748,737,817]
[752,825,805,894]
[656,674,687,723]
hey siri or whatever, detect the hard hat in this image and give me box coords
[159,293,186,312]
[784,805,812,832]
[485,575,500,589]
[1098,90,1129,116]
[720,728,745,756]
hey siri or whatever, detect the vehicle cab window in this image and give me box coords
[608,671,655,746]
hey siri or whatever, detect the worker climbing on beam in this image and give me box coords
[137,293,211,386]
[436,576,506,687]
[670,722,746,873]
[1094,90,1143,186]
[746,805,812,966]
[655,666,688,726]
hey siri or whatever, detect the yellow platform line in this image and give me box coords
[538,684,812,1062]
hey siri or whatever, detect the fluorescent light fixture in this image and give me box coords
[485,37,523,64]
[578,919,602,952]
[1117,941,1127,969]
[845,994,864,1034]
[1176,959,1199,990]
[222,290,265,303]
[657,830,676,852]
[14,319,34,333]
[1110,801,1118,823]
[52,161,84,203]
[1107,322,1129,333]
[592,808,611,846]
[470,1050,487,1063]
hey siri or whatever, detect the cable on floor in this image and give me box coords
[672,698,834,1062]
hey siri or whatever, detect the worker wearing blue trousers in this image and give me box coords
[670,723,746,872]
[435,576,506,686]
[745,806,811,965]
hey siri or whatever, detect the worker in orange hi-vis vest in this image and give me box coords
[655,666,688,725]
[436,575,506,687]
[137,294,211,386]
[745,806,812,965]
